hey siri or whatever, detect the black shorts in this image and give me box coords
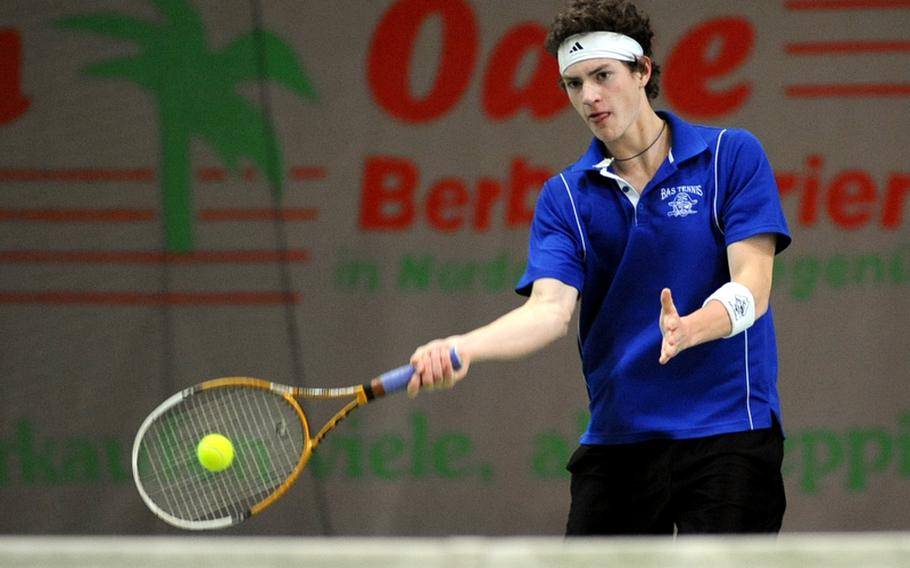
[565,421,787,536]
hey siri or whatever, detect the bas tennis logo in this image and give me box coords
[667,192,698,217]
[661,184,703,218]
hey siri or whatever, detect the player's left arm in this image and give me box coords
[659,233,777,365]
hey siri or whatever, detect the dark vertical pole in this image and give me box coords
[248,0,334,536]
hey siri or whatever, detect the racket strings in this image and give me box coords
[135,386,306,523]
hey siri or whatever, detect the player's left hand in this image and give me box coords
[659,288,692,365]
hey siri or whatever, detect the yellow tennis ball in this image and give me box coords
[196,433,235,472]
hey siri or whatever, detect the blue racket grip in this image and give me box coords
[377,347,462,396]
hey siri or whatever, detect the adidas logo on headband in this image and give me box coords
[568,41,584,53]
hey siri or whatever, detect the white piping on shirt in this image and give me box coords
[559,173,587,261]
[712,129,728,235]
[559,173,587,358]
[744,329,754,429]
[713,128,755,430]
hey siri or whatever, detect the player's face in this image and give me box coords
[561,58,647,145]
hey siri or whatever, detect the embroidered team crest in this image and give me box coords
[667,192,698,217]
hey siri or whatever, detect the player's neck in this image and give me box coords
[610,116,669,181]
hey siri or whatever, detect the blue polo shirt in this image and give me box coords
[516,110,791,445]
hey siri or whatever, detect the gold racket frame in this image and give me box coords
[195,377,368,519]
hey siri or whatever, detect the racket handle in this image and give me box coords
[378,347,462,396]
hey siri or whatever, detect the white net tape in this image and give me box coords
[1,534,909,568]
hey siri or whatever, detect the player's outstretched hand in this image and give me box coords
[408,339,470,398]
[659,288,692,365]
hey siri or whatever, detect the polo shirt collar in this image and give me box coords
[569,110,709,173]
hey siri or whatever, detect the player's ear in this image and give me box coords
[636,56,652,87]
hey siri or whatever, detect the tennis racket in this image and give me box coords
[131,348,461,530]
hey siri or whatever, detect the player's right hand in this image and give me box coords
[408,339,470,398]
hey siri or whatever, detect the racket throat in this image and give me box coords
[311,397,364,449]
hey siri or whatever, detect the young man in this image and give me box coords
[408,0,791,535]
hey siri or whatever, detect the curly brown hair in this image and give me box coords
[545,0,660,100]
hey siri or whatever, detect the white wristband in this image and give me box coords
[703,282,755,338]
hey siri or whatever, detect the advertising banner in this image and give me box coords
[0,0,907,535]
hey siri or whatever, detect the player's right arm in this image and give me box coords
[407,277,578,396]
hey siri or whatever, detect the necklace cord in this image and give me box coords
[611,120,666,162]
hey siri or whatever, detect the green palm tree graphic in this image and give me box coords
[57,0,317,252]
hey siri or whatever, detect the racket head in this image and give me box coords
[131,378,311,530]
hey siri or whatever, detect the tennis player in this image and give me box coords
[408,0,791,535]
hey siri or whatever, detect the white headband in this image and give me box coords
[557,31,644,74]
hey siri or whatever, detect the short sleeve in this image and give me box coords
[717,130,792,254]
[515,177,586,297]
